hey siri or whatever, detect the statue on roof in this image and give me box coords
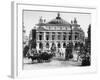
[71,20,73,24]
[74,17,77,24]
[39,16,43,23]
[56,12,61,19]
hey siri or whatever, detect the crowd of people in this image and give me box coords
[23,42,90,66]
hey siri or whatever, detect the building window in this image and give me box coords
[39,42,43,49]
[39,35,42,40]
[58,35,60,40]
[63,32,66,40]
[63,43,66,48]
[69,35,72,40]
[52,32,55,40]
[52,35,55,40]
[52,43,55,47]
[58,32,61,40]
[60,26,62,30]
[75,32,79,40]
[68,32,72,40]
[46,32,49,40]
[63,35,66,40]
[46,43,49,48]
[39,32,43,40]
[46,32,49,34]
[46,35,49,40]
[58,43,61,48]
[75,35,78,40]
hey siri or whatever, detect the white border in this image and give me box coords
[11,2,97,78]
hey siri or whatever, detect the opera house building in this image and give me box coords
[29,13,85,52]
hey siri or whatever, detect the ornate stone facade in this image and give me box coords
[30,13,85,51]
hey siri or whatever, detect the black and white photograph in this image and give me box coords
[23,10,91,70]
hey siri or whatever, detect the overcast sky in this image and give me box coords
[23,10,91,37]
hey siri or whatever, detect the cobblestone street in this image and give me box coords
[24,57,82,70]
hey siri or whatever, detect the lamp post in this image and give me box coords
[70,24,72,44]
[70,24,73,56]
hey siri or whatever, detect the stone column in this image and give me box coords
[43,41,46,50]
[36,42,39,51]
[67,33,69,40]
[49,32,51,40]
[43,32,44,40]
[55,42,57,48]
[61,32,63,40]
[49,42,52,50]
[72,32,75,40]
[61,42,63,48]
[55,32,57,40]
[36,32,38,40]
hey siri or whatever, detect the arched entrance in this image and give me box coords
[63,42,66,48]
[39,42,43,49]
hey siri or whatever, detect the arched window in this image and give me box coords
[52,43,55,47]
[63,43,66,48]
[39,42,43,49]
[39,32,43,40]
[75,32,79,40]
[58,32,61,40]
[46,43,49,48]
[46,32,49,40]
[69,35,72,40]
[52,32,55,40]
[69,32,72,40]
[63,35,66,40]
[58,43,61,48]
[63,32,66,40]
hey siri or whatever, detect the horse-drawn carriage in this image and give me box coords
[26,49,54,63]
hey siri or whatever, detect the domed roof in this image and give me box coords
[46,13,70,26]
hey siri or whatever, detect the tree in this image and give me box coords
[29,39,37,49]
[23,45,29,57]
[65,43,73,60]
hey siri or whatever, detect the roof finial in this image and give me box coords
[71,20,73,24]
[74,17,77,24]
[39,16,43,23]
[56,12,61,19]
[89,24,91,27]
